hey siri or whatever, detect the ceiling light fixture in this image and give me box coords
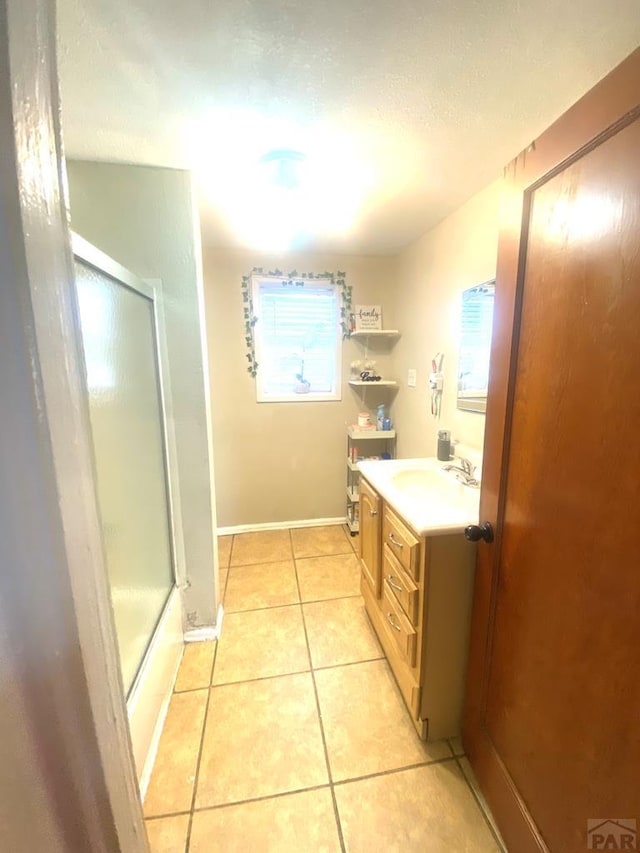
[259,148,307,191]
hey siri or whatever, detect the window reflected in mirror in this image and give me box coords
[457,280,495,413]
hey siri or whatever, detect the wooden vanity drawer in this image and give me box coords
[382,583,417,667]
[383,506,420,580]
[383,545,419,625]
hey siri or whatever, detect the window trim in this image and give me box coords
[251,274,343,403]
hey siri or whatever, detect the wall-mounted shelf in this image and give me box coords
[350,329,400,338]
[349,379,398,387]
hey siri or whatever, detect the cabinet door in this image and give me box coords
[359,477,381,597]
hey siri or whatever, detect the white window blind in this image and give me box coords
[458,284,495,395]
[252,277,342,402]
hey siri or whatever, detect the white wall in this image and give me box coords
[66,161,218,630]
[200,180,501,528]
[202,245,397,527]
[391,181,501,460]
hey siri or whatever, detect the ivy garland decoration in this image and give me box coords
[241,268,352,377]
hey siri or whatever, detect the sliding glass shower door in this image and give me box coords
[75,250,176,696]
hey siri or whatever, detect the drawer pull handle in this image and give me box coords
[388,532,404,549]
[369,509,378,517]
[387,574,403,592]
[386,612,402,632]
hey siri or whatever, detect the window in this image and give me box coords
[252,275,342,402]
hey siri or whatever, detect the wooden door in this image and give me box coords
[464,49,640,853]
[359,477,382,597]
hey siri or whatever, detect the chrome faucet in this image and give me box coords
[443,456,479,487]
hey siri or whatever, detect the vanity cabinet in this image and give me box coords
[359,477,381,597]
[359,476,476,741]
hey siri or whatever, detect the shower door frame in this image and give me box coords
[72,233,187,790]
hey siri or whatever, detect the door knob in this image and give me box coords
[465,522,494,543]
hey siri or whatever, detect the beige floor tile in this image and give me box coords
[196,673,329,807]
[291,524,352,558]
[341,523,359,552]
[212,605,309,685]
[303,596,382,668]
[143,690,208,817]
[190,788,340,852]
[335,761,501,853]
[315,659,450,782]
[458,756,507,850]
[174,641,216,692]
[145,814,190,853]
[230,529,292,566]
[217,535,232,567]
[224,560,299,612]
[296,553,361,602]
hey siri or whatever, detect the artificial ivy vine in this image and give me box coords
[241,267,352,377]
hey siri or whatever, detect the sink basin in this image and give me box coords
[391,469,449,495]
[357,457,481,535]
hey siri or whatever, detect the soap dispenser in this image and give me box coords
[437,429,451,461]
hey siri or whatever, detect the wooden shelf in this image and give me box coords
[350,329,400,338]
[348,426,396,440]
[349,380,398,387]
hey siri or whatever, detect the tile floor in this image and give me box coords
[143,525,506,852]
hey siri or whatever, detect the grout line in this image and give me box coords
[207,654,385,691]
[144,809,191,822]
[331,755,457,789]
[300,593,361,606]
[146,758,462,824]
[224,592,361,617]
[453,754,507,853]
[222,601,303,618]
[311,655,385,673]
[211,667,312,689]
[223,601,304,616]
[294,550,356,561]
[227,555,297,570]
[226,533,236,567]
[292,528,346,853]
[227,548,358,569]
[219,562,229,602]
[184,640,220,852]
[191,783,334,815]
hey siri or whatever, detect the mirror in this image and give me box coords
[457,280,495,413]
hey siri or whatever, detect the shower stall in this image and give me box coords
[73,234,184,789]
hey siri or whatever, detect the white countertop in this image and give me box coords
[357,457,480,536]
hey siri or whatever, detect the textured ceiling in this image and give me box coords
[57,1,640,254]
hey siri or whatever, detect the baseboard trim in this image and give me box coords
[184,605,224,643]
[217,516,348,535]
